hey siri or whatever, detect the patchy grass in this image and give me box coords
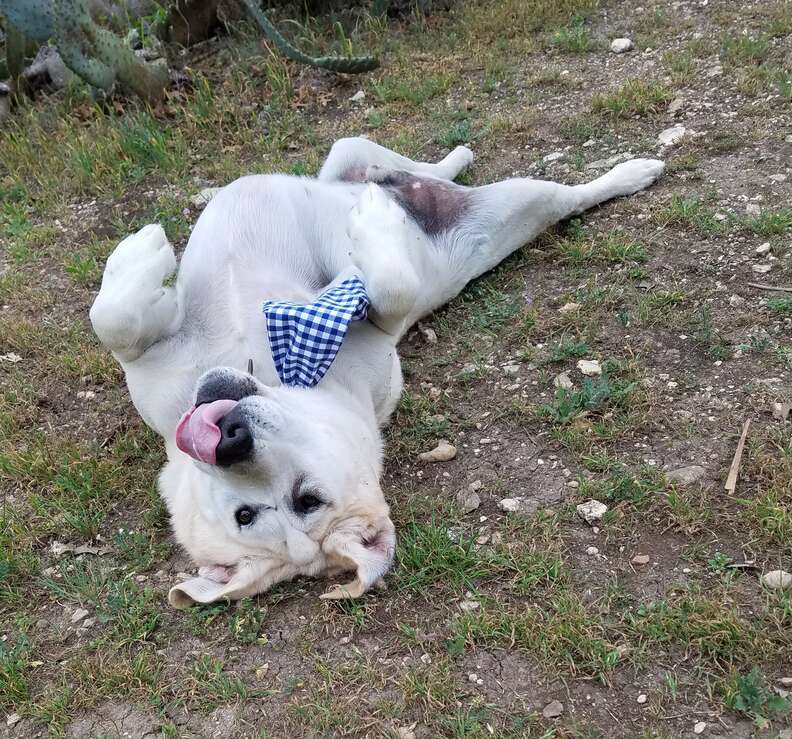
[2,0,792,735]
[591,79,672,118]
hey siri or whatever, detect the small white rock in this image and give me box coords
[610,37,634,53]
[418,440,457,463]
[755,242,771,256]
[752,263,772,274]
[554,372,574,390]
[637,693,647,704]
[658,125,686,147]
[190,187,221,208]
[542,699,564,718]
[667,96,684,115]
[456,490,481,514]
[6,714,22,727]
[577,499,608,525]
[459,599,480,612]
[728,294,745,308]
[0,352,23,363]
[543,151,565,163]
[498,497,525,513]
[559,302,581,314]
[586,546,599,556]
[350,90,366,103]
[71,608,90,624]
[577,359,602,377]
[631,553,651,566]
[761,570,792,590]
[693,721,706,735]
[745,202,761,216]
[667,465,706,487]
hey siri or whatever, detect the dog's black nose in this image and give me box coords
[216,407,253,466]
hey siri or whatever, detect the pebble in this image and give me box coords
[667,465,706,487]
[752,263,772,274]
[755,242,771,256]
[693,721,706,734]
[577,499,608,525]
[554,372,574,390]
[657,125,686,147]
[190,187,221,207]
[667,96,684,115]
[456,489,481,514]
[418,440,457,463]
[459,599,480,612]
[769,173,787,183]
[610,37,634,53]
[586,152,632,170]
[745,202,761,216]
[543,151,565,163]
[70,608,90,624]
[0,352,23,363]
[498,497,530,513]
[542,699,564,718]
[503,364,520,376]
[586,546,599,556]
[6,714,21,727]
[761,569,792,590]
[559,302,581,314]
[728,294,745,308]
[779,677,792,686]
[577,359,602,377]
[637,693,647,704]
[350,90,366,103]
[631,554,650,566]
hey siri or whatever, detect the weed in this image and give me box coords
[657,194,726,236]
[371,74,453,106]
[538,369,638,425]
[552,18,593,53]
[726,668,790,727]
[720,35,769,66]
[395,520,489,593]
[0,635,29,708]
[767,296,792,314]
[592,80,672,117]
[742,207,792,237]
[435,117,472,148]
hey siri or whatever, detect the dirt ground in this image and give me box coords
[1,0,791,737]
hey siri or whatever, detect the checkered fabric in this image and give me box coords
[262,276,370,387]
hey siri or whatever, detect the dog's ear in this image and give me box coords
[168,560,273,609]
[319,511,396,600]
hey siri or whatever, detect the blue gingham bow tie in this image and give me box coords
[262,276,370,387]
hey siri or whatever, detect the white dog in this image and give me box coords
[90,137,664,607]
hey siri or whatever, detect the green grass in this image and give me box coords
[538,368,639,425]
[591,79,672,117]
[742,207,792,236]
[551,17,594,53]
[556,230,647,265]
[657,194,726,236]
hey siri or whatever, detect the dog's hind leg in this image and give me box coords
[318,136,474,183]
[407,158,666,321]
[90,224,184,363]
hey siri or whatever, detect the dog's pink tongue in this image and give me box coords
[175,399,238,464]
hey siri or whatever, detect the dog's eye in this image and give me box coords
[293,492,323,516]
[235,506,256,526]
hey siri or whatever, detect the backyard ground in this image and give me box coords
[1,0,792,736]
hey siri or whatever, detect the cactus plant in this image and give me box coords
[240,0,379,74]
[0,0,168,101]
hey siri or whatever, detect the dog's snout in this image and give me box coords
[216,407,253,466]
[196,368,259,406]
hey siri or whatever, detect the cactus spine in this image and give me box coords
[240,0,379,74]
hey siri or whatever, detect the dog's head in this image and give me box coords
[162,367,395,608]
